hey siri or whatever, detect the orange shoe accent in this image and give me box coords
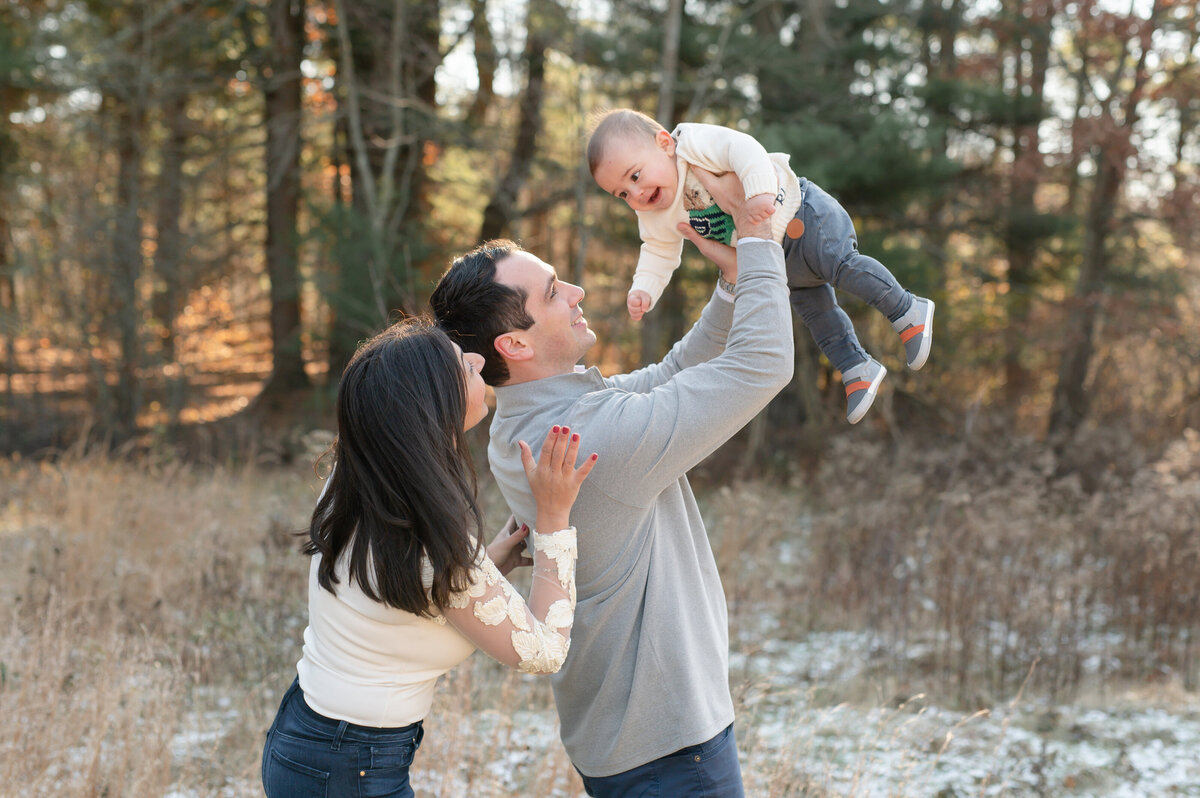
[899,324,925,343]
[845,380,870,396]
[786,218,805,239]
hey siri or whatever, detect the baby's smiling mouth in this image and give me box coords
[648,188,661,205]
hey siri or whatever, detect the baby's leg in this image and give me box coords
[801,181,912,323]
[790,285,887,424]
[789,284,868,375]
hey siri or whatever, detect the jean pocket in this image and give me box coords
[684,724,733,763]
[359,742,417,798]
[263,748,329,798]
[370,738,418,769]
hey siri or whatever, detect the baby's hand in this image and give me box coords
[743,193,777,225]
[627,290,651,321]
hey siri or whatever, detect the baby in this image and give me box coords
[587,108,935,424]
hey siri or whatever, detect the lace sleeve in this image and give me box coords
[441,528,578,674]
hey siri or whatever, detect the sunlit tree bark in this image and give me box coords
[469,0,495,122]
[109,88,146,441]
[0,11,28,449]
[154,92,186,365]
[264,0,310,392]
[478,0,548,241]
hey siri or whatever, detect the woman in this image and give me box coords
[261,317,596,797]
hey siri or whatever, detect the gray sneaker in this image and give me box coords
[842,357,887,424]
[891,296,935,370]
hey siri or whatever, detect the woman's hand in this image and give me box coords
[487,514,533,577]
[518,425,598,534]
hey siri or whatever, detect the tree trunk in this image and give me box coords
[1003,0,1053,407]
[468,0,495,122]
[0,211,13,451]
[152,90,189,437]
[640,0,686,366]
[1048,0,1158,440]
[112,93,144,442]
[1047,151,1119,439]
[0,78,15,449]
[916,0,960,313]
[327,0,441,376]
[154,92,187,364]
[478,9,547,241]
[657,0,682,127]
[264,0,310,392]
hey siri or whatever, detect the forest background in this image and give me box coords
[1,0,1199,795]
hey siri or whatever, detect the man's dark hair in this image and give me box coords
[430,239,535,386]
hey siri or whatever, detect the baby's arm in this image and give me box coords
[675,123,779,203]
[629,224,685,318]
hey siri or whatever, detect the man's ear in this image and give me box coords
[494,331,533,363]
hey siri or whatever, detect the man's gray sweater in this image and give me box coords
[487,240,793,777]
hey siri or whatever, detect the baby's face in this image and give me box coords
[592,130,679,212]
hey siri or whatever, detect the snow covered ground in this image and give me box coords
[730,631,1200,796]
[171,629,1200,796]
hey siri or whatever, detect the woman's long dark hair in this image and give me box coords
[305,317,484,615]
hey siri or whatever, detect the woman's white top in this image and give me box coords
[297,527,578,728]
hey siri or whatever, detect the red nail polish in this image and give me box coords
[591,453,599,460]
[552,425,559,433]
[572,433,580,442]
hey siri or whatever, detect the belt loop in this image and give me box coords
[331,719,349,751]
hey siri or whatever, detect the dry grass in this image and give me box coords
[0,452,313,796]
[1,422,1197,795]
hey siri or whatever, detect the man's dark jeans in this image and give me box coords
[579,723,745,798]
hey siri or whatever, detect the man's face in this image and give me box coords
[495,250,595,374]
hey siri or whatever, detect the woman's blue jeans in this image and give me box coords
[784,177,914,374]
[261,678,424,798]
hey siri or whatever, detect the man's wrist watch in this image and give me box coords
[717,274,736,295]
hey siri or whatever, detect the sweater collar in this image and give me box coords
[493,365,605,417]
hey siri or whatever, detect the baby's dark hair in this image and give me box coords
[586,109,667,175]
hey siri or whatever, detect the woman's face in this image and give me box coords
[455,343,489,431]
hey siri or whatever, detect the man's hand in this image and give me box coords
[677,222,737,282]
[689,167,773,241]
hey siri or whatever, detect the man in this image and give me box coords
[431,171,792,796]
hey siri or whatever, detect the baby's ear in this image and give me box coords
[656,130,675,154]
